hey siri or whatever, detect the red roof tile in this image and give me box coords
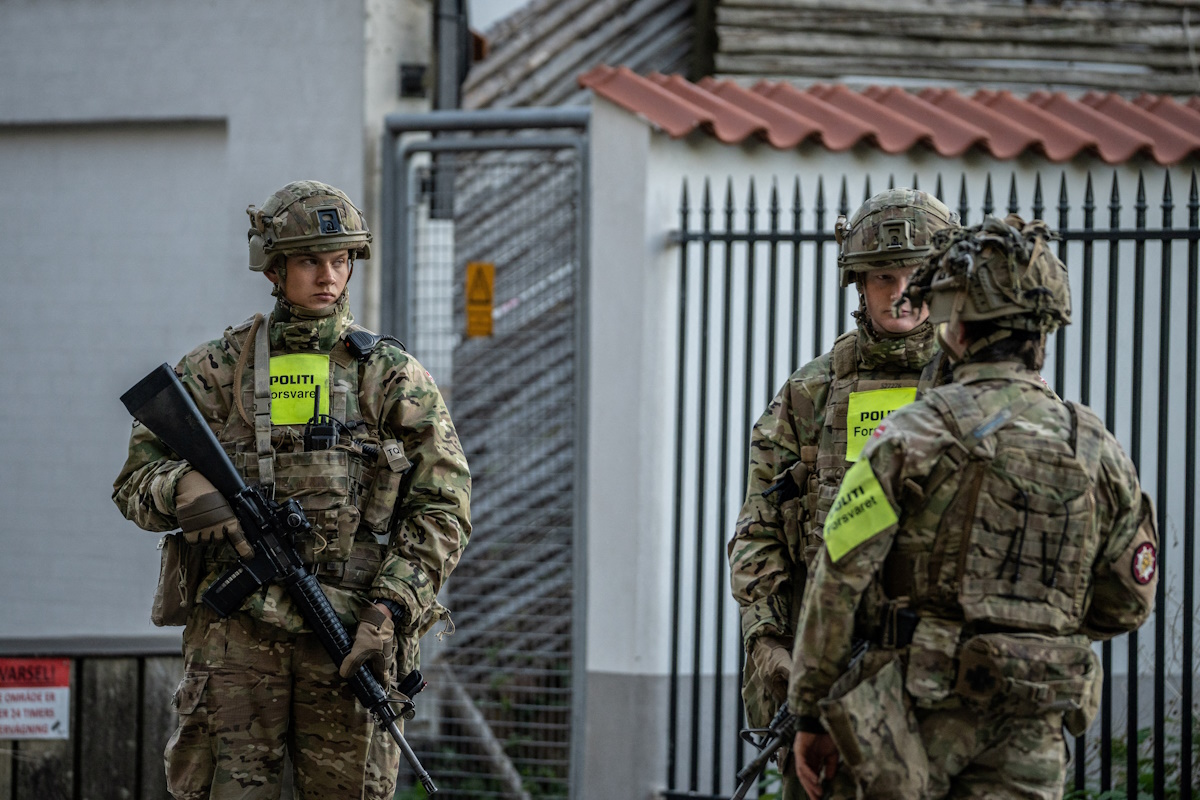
[576,66,1200,165]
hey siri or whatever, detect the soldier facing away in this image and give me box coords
[113,180,471,799]
[789,216,1158,799]
[728,188,959,799]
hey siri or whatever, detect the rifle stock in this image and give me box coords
[121,363,437,794]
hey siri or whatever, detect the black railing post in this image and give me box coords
[1128,171,1148,800]
[814,178,827,359]
[790,178,803,371]
[1183,168,1197,800]
[836,178,849,332]
[1102,170,1121,794]
[1056,174,1070,396]
[667,179,691,790]
[1153,172,1172,800]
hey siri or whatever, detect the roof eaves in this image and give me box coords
[578,64,711,138]
[647,73,769,144]
[807,83,930,154]
[1029,91,1156,165]
[974,89,1098,162]
[918,88,1044,161]
[751,81,877,151]
[862,85,989,158]
[698,77,823,148]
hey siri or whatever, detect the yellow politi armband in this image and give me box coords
[269,354,330,424]
[823,459,898,562]
[845,387,916,462]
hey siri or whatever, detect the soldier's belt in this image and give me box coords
[310,541,386,592]
[211,539,385,592]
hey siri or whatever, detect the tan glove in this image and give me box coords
[753,635,793,705]
[339,604,395,681]
[174,470,242,546]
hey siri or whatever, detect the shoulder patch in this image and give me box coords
[824,459,898,562]
[1132,542,1157,585]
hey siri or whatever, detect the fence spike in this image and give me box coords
[1008,173,1019,215]
[680,178,690,218]
[1190,169,1198,222]
[838,176,849,217]
[1109,171,1121,227]
[793,176,803,230]
[1033,173,1044,221]
[983,173,994,217]
[912,172,919,191]
[770,178,780,227]
[1136,171,1147,226]
[935,173,944,203]
[1083,173,1095,229]
[747,177,758,222]
[1162,171,1174,223]
[1058,173,1070,231]
[702,178,713,229]
[958,174,970,226]
[863,175,872,203]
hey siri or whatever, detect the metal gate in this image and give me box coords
[381,108,589,799]
[664,170,1199,799]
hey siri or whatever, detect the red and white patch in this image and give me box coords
[1132,542,1157,585]
[872,423,888,439]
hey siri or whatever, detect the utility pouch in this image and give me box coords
[818,657,930,799]
[904,617,962,706]
[152,533,204,627]
[953,632,1100,735]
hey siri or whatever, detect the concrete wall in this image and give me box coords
[0,0,422,645]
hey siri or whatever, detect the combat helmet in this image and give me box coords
[246,180,372,272]
[836,188,959,287]
[899,214,1071,335]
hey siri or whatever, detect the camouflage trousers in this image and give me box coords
[917,706,1066,799]
[165,607,401,800]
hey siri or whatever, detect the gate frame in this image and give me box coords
[379,107,592,799]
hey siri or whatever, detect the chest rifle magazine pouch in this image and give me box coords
[818,656,931,799]
[152,532,204,627]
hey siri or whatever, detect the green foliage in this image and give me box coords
[753,763,783,800]
[1064,712,1199,800]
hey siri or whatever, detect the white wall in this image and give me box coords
[0,0,387,644]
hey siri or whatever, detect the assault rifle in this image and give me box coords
[121,364,437,795]
[732,704,799,800]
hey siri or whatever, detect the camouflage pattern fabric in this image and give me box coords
[788,359,1157,795]
[728,318,936,800]
[165,605,401,800]
[114,291,471,798]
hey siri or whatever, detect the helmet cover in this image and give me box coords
[246,180,371,272]
[836,188,959,287]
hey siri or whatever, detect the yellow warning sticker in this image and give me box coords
[465,261,495,338]
[824,459,898,563]
[269,354,330,425]
[845,387,917,462]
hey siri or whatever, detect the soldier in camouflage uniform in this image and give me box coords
[113,180,471,800]
[728,189,958,799]
[789,216,1158,799]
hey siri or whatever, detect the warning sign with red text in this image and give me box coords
[0,658,70,739]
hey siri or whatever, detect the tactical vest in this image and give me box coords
[802,332,924,556]
[210,315,410,590]
[883,382,1106,635]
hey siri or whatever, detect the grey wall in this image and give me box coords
[0,0,369,643]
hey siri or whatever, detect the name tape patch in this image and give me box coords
[269,354,330,425]
[845,387,917,462]
[824,459,898,562]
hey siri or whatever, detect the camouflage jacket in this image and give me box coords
[788,360,1157,720]
[113,296,471,642]
[728,319,936,651]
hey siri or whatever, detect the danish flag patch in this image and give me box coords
[872,423,887,439]
[1132,542,1157,585]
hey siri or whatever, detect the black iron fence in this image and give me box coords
[663,169,1198,799]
